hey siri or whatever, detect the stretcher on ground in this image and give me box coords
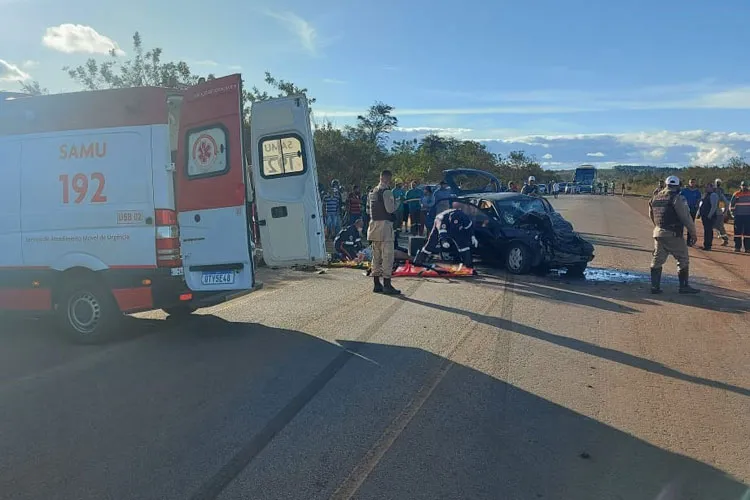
[392,261,477,277]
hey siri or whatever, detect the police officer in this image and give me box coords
[413,206,477,268]
[333,218,364,261]
[367,170,400,295]
[649,176,699,294]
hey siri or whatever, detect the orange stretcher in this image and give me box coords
[392,261,477,278]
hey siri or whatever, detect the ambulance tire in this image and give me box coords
[57,278,121,344]
[163,305,198,319]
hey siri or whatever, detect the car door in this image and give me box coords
[249,95,325,267]
[175,74,253,292]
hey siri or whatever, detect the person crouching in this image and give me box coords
[333,218,365,261]
[413,206,477,268]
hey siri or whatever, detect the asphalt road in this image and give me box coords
[1,195,748,500]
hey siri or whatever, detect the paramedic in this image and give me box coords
[367,170,401,295]
[729,180,750,253]
[649,176,699,295]
[413,206,477,268]
[334,218,364,261]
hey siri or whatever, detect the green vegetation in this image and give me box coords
[20,31,750,192]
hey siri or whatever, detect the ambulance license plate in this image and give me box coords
[201,271,235,285]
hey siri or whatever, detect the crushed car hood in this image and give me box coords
[516,211,595,257]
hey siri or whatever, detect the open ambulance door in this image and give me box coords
[175,74,253,292]
[249,95,326,267]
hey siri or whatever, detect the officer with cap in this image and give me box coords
[729,180,750,252]
[333,218,364,261]
[649,176,699,294]
[367,170,401,295]
[413,205,477,268]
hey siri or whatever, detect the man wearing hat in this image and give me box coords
[729,180,750,253]
[649,175,699,294]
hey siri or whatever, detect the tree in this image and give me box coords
[19,80,48,95]
[353,101,398,146]
[242,71,316,122]
[63,32,210,90]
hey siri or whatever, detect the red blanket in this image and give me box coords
[392,261,477,277]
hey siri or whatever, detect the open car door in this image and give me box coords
[175,74,253,292]
[250,95,325,267]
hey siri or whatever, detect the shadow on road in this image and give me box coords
[2,314,748,499]
[400,295,750,399]
[475,270,750,315]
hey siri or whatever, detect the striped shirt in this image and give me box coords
[323,195,340,215]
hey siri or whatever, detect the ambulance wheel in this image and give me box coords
[57,279,120,344]
[505,243,531,275]
[163,305,198,319]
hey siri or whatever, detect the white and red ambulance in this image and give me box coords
[0,74,326,342]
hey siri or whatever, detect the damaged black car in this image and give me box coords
[451,193,595,275]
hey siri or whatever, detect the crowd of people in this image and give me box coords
[651,177,750,252]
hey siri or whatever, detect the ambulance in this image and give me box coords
[0,74,326,342]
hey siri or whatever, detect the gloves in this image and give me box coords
[471,235,479,248]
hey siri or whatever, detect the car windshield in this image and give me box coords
[495,197,547,214]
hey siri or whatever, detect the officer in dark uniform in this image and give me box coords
[333,218,364,261]
[649,175,699,294]
[413,207,477,267]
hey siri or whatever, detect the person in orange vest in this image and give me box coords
[729,180,750,253]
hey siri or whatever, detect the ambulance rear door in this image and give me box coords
[175,74,253,292]
[249,95,325,267]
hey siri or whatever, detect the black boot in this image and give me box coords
[678,268,699,294]
[650,267,662,294]
[373,277,383,293]
[382,278,401,295]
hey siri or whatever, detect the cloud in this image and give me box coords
[227,65,242,71]
[387,128,750,169]
[322,78,347,84]
[264,11,320,55]
[587,152,606,157]
[42,24,125,56]
[21,60,38,69]
[0,59,30,82]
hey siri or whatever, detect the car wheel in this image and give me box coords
[566,263,588,277]
[505,243,531,274]
[57,279,120,344]
[163,305,198,319]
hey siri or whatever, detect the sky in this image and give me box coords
[2,0,750,170]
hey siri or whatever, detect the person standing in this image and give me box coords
[367,170,401,295]
[621,182,626,197]
[649,176,699,294]
[653,180,665,195]
[346,186,363,225]
[392,182,406,231]
[712,179,730,246]
[698,183,719,251]
[323,189,341,239]
[521,176,539,196]
[405,181,422,235]
[729,180,750,253]
[361,185,371,231]
[680,178,701,221]
[552,181,560,199]
[420,186,436,236]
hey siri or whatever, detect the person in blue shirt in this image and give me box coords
[323,190,342,239]
[680,178,702,221]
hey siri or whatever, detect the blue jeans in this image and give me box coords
[325,214,341,235]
